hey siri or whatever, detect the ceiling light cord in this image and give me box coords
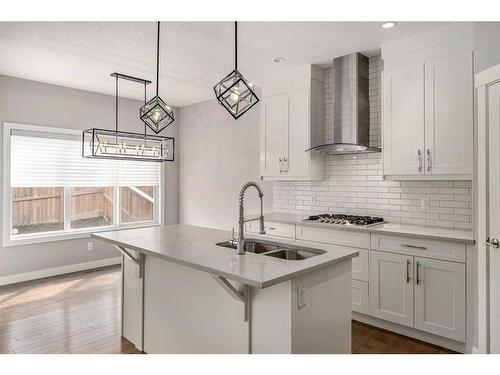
[234,21,237,71]
[115,74,118,132]
[156,21,160,97]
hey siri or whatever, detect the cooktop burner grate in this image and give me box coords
[304,214,386,227]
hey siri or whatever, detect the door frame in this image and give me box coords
[476,62,500,354]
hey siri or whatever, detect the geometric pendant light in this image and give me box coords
[140,21,175,133]
[82,72,175,162]
[213,21,259,119]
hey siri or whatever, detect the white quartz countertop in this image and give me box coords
[91,225,358,289]
[250,213,474,244]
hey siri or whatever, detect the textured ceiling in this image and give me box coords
[0,21,450,107]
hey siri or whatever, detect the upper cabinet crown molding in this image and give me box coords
[381,23,473,60]
[382,33,474,180]
[260,65,324,181]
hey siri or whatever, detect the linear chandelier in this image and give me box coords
[82,72,175,162]
[140,21,175,133]
[213,21,259,119]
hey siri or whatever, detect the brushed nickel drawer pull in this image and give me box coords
[265,226,276,230]
[401,244,427,250]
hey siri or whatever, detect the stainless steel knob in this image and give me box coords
[486,238,500,248]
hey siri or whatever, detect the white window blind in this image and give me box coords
[11,130,161,187]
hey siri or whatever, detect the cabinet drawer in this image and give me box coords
[352,248,369,282]
[246,220,295,239]
[370,233,466,263]
[296,225,369,249]
[352,280,369,315]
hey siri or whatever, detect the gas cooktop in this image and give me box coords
[303,214,386,228]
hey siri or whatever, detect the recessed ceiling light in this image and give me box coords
[274,57,286,63]
[382,22,396,29]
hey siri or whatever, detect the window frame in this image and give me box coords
[2,122,164,247]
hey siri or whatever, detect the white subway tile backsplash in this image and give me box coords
[271,56,473,230]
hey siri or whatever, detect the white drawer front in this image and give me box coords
[352,280,369,315]
[296,225,369,249]
[246,220,295,239]
[370,233,466,263]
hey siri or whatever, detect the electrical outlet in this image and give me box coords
[297,285,306,309]
[87,241,94,251]
[421,197,430,210]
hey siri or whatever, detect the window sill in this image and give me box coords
[2,222,160,248]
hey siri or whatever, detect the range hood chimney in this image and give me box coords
[307,53,381,155]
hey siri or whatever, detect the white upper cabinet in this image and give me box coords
[383,61,425,175]
[382,25,474,179]
[259,65,324,181]
[424,48,473,175]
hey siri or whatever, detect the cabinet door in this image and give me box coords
[284,88,309,177]
[414,257,466,342]
[424,50,473,175]
[370,251,414,327]
[260,95,285,177]
[383,62,425,175]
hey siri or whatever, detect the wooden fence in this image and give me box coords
[12,186,154,228]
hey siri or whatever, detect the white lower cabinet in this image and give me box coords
[352,280,370,315]
[370,251,414,327]
[370,250,466,342]
[414,257,466,341]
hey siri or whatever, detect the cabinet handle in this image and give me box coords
[417,149,422,172]
[416,261,421,285]
[283,157,288,173]
[265,226,276,230]
[406,259,411,283]
[279,158,283,173]
[426,149,431,172]
[401,244,427,250]
[486,237,500,248]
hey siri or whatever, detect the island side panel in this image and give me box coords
[143,256,249,354]
[251,280,293,354]
[291,259,352,353]
[122,251,144,351]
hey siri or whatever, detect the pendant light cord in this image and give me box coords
[156,21,160,97]
[234,21,237,71]
[115,74,118,132]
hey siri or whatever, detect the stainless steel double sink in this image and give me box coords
[216,238,326,261]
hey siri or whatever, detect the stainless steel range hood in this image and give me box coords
[306,53,381,155]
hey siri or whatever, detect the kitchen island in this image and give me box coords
[92,225,358,354]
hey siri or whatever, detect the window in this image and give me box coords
[3,123,163,246]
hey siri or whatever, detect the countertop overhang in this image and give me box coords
[91,224,358,289]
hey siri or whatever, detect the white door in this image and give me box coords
[284,88,309,177]
[370,251,414,327]
[488,81,500,353]
[414,257,466,341]
[260,94,285,177]
[424,50,473,175]
[383,62,425,175]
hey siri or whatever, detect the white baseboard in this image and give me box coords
[353,312,467,353]
[0,257,121,287]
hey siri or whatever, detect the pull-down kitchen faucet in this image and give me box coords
[237,181,265,255]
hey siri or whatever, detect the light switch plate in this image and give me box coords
[297,285,306,309]
[87,241,94,251]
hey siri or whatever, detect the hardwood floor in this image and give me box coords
[0,266,455,354]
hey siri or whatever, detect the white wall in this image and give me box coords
[474,22,500,73]
[178,98,272,230]
[0,75,179,280]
